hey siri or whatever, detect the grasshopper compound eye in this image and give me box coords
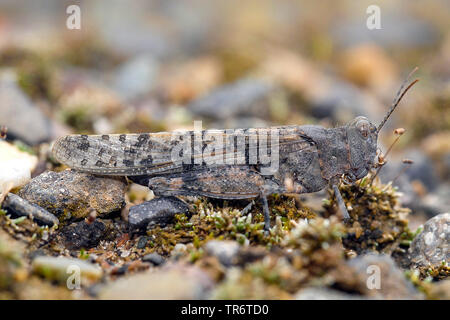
[356,118,370,139]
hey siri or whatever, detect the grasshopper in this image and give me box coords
[52,70,419,232]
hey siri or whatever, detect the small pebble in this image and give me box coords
[136,236,149,249]
[142,253,165,266]
[32,256,103,284]
[172,243,187,256]
[204,240,240,266]
[128,196,189,230]
[0,71,54,145]
[2,193,59,227]
[60,220,107,250]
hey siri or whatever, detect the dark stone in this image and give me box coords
[128,196,189,230]
[112,264,129,276]
[142,253,165,266]
[136,236,149,249]
[2,193,59,227]
[402,150,439,192]
[61,220,107,250]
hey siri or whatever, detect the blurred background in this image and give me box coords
[0,0,449,222]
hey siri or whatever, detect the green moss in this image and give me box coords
[79,248,90,260]
[421,262,450,281]
[399,226,422,247]
[11,216,27,225]
[325,175,411,254]
[58,106,95,133]
[9,51,60,102]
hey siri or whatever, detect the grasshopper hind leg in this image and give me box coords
[241,200,255,215]
[146,167,276,233]
[259,192,271,233]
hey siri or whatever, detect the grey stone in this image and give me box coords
[2,193,59,227]
[409,213,449,268]
[142,252,165,266]
[113,54,159,101]
[379,149,440,216]
[420,184,450,218]
[188,78,274,120]
[18,170,126,220]
[204,240,240,266]
[347,253,423,300]
[128,196,189,230]
[401,150,439,192]
[0,71,54,145]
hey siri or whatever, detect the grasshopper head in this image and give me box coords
[343,69,419,183]
[345,116,378,181]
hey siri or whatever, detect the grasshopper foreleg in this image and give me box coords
[332,183,350,222]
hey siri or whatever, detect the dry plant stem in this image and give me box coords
[384,135,402,159]
[370,131,406,184]
[392,161,413,184]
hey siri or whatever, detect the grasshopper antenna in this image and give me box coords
[377,67,420,132]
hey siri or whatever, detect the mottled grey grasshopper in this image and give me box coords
[52,70,419,232]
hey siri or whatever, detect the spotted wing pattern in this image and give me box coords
[52,126,316,176]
